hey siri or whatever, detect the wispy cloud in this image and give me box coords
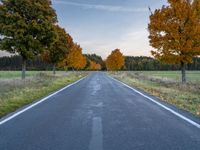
[53,0,147,13]
[76,29,152,59]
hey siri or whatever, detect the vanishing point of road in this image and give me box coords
[0,72,200,150]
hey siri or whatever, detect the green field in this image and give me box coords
[136,71,200,82]
[1,71,199,118]
[0,71,88,117]
[0,71,63,78]
[110,71,200,117]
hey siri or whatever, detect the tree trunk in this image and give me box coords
[53,64,56,75]
[181,62,186,83]
[22,57,26,80]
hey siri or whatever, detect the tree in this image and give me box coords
[148,0,200,83]
[85,54,104,70]
[59,43,87,70]
[42,25,73,74]
[87,60,101,70]
[106,49,125,71]
[0,0,57,79]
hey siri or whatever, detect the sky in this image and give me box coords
[0,0,167,58]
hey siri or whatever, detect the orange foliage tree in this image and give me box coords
[106,49,125,71]
[148,0,200,83]
[59,43,87,70]
[87,60,102,70]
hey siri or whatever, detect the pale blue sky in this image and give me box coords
[0,0,167,58]
[52,0,167,58]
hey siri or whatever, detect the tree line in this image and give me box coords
[0,54,104,71]
[124,56,200,71]
[1,54,199,71]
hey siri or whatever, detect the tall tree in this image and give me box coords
[59,43,87,70]
[148,0,200,83]
[106,49,125,71]
[42,25,73,74]
[0,0,57,79]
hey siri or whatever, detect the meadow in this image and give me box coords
[136,71,200,82]
[110,71,200,117]
[0,71,61,78]
[0,71,88,118]
[1,70,200,118]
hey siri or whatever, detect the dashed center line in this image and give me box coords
[89,117,103,150]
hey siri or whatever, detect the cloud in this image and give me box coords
[53,0,147,13]
[117,29,152,56]
[77,29,152,59]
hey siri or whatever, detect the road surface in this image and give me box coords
[0,72,200,150]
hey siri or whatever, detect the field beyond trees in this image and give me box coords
[0,71,88,118]
[110,71,200,117]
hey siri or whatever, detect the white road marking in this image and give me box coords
[109,76,200,129]
[89,117,103,150]
[0,76,87,126]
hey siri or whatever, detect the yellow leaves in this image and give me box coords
[88,60,101,70]
[149,0,200,65]
[59,43,86,70]
[106,49,125,71]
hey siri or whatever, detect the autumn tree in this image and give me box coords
[106,49,125,71]
[42,25,73,74]
[59,43,87,70]
[0,0,57,79]
[85,54,104,70]
[87,60,101,70]
[148,0,200,83]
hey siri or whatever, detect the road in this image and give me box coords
[0,72,200,150]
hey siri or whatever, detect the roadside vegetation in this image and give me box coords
[0,71,88,118]
[110,71,200,117]
[0,71,40,79]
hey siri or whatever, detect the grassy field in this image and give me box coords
[110,71,200,117]
[0,71,65,78]
[135,71,200,82]
[0,71,88,118]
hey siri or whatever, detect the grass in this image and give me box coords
[109,71,200,117]
[136,71,200,82]
[0,71,88,118]
[0,71,39,78]
[0,71,73,78]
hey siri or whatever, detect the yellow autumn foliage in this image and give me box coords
[88,60,101,70]
[59,43,86,70]
[106,49,125,71]
[148,0,200,64]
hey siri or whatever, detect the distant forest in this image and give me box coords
[124,56,200,71]
[0,55,200,71]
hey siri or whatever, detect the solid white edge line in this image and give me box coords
[108,76,200,129]
[0,76,87,126]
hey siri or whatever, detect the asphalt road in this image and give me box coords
[0,72,200,150]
